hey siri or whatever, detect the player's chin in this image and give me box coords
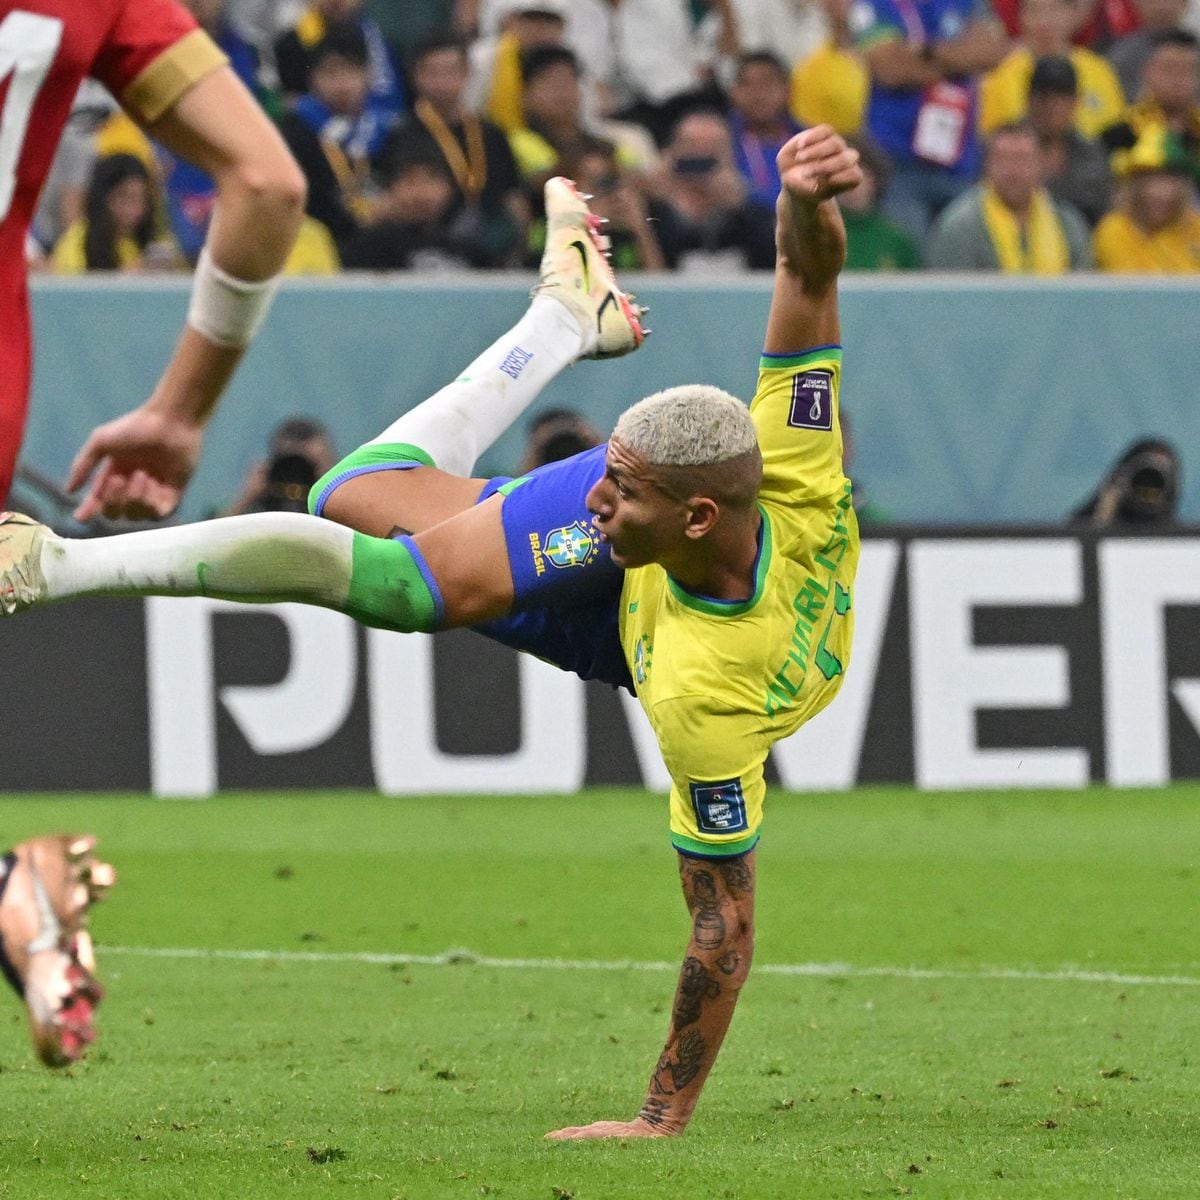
[607,543,645,569]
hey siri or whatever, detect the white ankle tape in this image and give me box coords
[186,247,281,349]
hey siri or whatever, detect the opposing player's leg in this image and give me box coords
[0,835,116,1066]
[313,177,644,539]
[0,335,31,507]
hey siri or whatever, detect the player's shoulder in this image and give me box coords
[751,343,842,420]
[5,0,123,38]
[9,0,194,62]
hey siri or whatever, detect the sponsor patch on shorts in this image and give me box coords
[689,778,749,835]
[788,370,833,431]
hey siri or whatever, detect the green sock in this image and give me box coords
[346,531,440,632]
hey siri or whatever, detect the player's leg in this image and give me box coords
[0,415,623,634]
[0,835,116,1066]
[312,177,644,539]
[0,503,511,630]
[314,294,584,538]
[0,179,639,629]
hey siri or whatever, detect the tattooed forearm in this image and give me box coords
[647,1028,708,1097]
[633,851,756,1135]
[669,1029,706,1090]
[675,957,721,1029]
[649,1049,673,1096]
[688,869,727,950]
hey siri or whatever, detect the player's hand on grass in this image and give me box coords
[777,125,862,205]
[67,404,205,522]
[545,1118,674,1141]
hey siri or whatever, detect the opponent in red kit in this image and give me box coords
[0,0,306,1066]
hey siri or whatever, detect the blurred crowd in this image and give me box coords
[23,0,1200,275]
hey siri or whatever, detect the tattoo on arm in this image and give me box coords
[649,1049,674,1096]
[638,852,756,1132]
[716,950,740,976]
[688,869,727,950]
[669,1030,706,1090]
[717,856,754,897]
[674,956,721,1029]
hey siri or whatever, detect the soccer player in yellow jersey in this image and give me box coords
[0,127,863,1135]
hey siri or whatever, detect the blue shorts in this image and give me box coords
[479,444,620,609]
[475,443,632,692]
[316,443,631,689]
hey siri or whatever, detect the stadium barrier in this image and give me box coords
[6,527,1200,795]
[28,275,1200,525]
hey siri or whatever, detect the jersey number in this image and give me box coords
[0,10,65,223]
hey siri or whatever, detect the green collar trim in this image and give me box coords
[759,346,843,371]
[667,506,772,618]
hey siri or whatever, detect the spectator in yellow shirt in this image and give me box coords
[52,155,181,274]
[1094,127,1200,269]
[980,0,1125,137]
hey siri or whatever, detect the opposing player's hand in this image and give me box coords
[545,1118,674,1141]
[777,126,862,205]
[67,404,205,522]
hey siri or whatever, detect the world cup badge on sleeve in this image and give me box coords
[788,370,834,431]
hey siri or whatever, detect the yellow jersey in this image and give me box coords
[619,348,859,858]
[1093,209,1200,272]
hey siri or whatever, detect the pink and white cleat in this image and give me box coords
[534,176,646,360]
[0,835,116,1066]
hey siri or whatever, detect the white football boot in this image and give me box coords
[534,176,647,360]
[0,512,52,615]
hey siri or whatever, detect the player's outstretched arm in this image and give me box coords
[68,67,306,522]
[763,126,861,356]
[546,851,756,1140]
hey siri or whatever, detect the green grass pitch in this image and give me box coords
[1,786,1199,1199]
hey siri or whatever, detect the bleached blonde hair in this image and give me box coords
[613,385,757,466]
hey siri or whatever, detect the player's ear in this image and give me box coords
[683,497,719,540]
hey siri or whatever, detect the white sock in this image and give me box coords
[369,295,585,476]
[40,513,356,608]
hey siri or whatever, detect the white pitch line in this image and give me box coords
[102,946,1200,988]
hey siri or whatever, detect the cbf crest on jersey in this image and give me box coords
[544,521,600,569]
[634,634,653,686]
[788,370,834,431]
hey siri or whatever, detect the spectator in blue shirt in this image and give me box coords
[853,0,1008,241]
[275,0,407,121]
[728,52,805,208]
